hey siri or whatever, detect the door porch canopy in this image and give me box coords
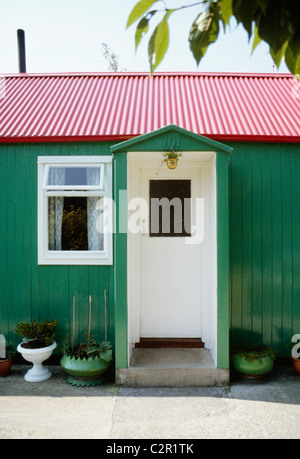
[111,124,232,370]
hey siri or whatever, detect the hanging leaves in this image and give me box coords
[189,3,221,65]
[148,10,174,73]
[126,0,160,28]
[220,0,233,26]
[285,35,300,76]
[126,0,300,75]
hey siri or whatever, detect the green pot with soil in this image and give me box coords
[60,341,113,381]
[231,344,276,379]
[60,294,113,386]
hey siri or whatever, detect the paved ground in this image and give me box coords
[0,362,300,439]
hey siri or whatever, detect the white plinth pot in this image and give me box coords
[17,341,57,382]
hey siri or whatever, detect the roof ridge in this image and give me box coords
[0,71,293,79]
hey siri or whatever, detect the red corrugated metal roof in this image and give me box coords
[0,72,299,143]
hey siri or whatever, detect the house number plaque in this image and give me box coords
[163,136,180,149]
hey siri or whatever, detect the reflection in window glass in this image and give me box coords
[47,167,101,187]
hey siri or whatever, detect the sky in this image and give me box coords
[0,0,290,75]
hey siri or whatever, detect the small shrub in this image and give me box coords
[231,344,276,362]
[64,339,113,363]
[0,344,15,361]
[15,318,58,348]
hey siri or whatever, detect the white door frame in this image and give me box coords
[127,151,218,363]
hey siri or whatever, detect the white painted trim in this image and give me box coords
[38,156,112,163]
[37,156,113,265]
[127,151,218,365]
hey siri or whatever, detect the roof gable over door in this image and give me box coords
[111,124,232,154]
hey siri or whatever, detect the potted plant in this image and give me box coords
[60,339,113,385]
[231,343,276,379]
[15,318,58,382]
[0,344,15,377]
[60,293,113,386]
[163,148,182,169]
[291,334,300,376]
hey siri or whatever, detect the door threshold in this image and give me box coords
[135,337,204,349]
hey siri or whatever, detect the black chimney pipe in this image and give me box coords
[17,29,26,73]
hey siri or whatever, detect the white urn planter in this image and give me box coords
[17,341,57,382]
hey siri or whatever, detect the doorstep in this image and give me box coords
[116,348,229,387]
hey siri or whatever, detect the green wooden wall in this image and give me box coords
[228,141,300,357]
[0,142,116,353]
[0,139,300,359]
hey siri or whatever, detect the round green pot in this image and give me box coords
[231,354,274,378]
[60,354,112,380]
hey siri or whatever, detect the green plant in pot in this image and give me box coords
[60,293,113,386]
[15,318,58,382]
[163,149,182,169]
[61,339,113,383]
[231,343,276,379]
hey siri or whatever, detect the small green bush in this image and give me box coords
[231,344,276,362]
[15,318,58,348]
[163,148,182,160]
[64,339,113,362]
[0,344,15,361]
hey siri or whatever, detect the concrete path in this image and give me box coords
[1,363,300,439]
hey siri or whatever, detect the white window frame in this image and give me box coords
[38,156,113,265]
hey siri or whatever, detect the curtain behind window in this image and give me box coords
[48,168,64,250]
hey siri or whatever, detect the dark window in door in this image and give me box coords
[149,180,191,237]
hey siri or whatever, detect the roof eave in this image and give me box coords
[0,134,299,144]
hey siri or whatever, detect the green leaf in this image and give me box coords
[127,0,159,28]
[135,16,150,50]
[100,349,113,363]
[232,0,258,39]
[148,10,173,73]
[220,0,233,26]
[189,5,220,65]
[256,3,293,54]
[285,35,300,75]
[270,40,288,69]
[251,25,261,54]
[256,0,270,16]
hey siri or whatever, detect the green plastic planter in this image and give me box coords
[231,354,274,378]
[60,354,112,380]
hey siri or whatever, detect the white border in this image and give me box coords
[38,156,113,265]
[127,151,217,364]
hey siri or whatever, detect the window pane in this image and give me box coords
[48,196,104,251]
[149,180,191,237]
[47,166,101,186]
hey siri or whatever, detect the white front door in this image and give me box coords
[139,165,202,338]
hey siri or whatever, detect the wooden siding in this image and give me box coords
[1,140,300,359]
[229,142,300,357]
[0,142,115,353]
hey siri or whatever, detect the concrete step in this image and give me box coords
[116,348,229,387]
